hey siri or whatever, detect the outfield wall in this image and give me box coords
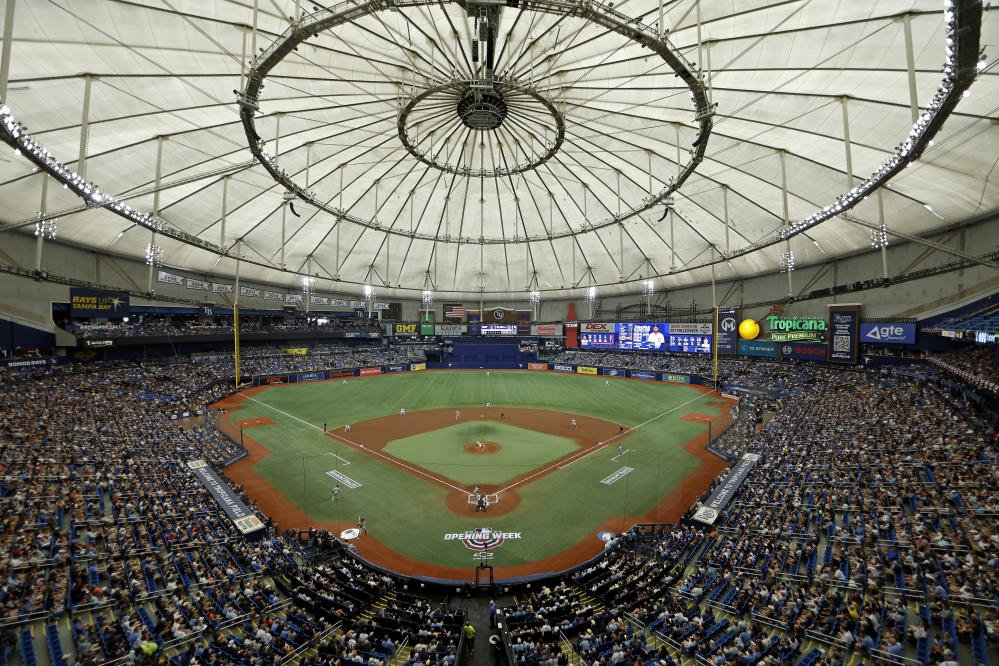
[248,362,709,387]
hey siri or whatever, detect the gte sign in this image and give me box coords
[859,323,916,344]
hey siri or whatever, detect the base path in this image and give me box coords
[211,384,734,582]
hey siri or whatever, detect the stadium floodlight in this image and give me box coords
[870,224,889,249]
[777,250,795,274]
[584,286,598,303]
[34,216,56,240]
[421,290,433,307]
[302,276,316,294]
[529,290,541,304]
[641,279,655,297]
[363,284,375,301]
[145,243,163,267]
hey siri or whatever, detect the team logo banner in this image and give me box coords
[264,290,284,301]
[860,323,916,344]
[213,283,233,293]
[70,288,129,318]
[186,278,210,291]
[312,295,330,305]
[603,368,623,376]
[285,293,303,304]
[187,460,265,535]
[717,309,739,355]
[828,305,860,364]
[576,366,598,375]
[240,286,262,298]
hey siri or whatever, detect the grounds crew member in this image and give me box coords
[464,620,475,652]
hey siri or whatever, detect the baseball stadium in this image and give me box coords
[0,2,996,666]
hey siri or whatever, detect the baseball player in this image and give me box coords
[570,418,577,428]
[331,485,340,503]
[476,441,485,451]
[400,408,406,416]
[476,496,487,512]
[357,516,366,534]
[605,380,609,386]
[455,410,461,420]
[323,422,327,433]
[344,423,351,432]
[618,444,624,457]
[473,485,481,498]
[343,379,347,384]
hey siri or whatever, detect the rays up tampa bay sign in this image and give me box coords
[765,315,826,342]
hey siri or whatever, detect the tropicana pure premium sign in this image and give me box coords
[765,315,826,342]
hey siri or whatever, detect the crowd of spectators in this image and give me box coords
[64,315,382,340]
[499,359,998,666]
[930,346,999,395]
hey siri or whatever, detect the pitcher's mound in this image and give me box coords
[463,441,501,454]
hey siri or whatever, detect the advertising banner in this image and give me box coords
[392,323,420,336]
[700,453,759,513]
[187,460,265,535]
[552,364,573,372]
[410,362,426,371]
[284,348,308,355]
[285,294,303,304]
[331,299,349,308]
[481,324,517,335]
[528,363,548,370]
[779,342,828,361]
[668,334,712,354]
[297,371,325,383]
[738,340,779,358]
[576,366,598,375]
[717,309,739,355]
[157,270,185,286]
[669,322,713,335]
[580,322,614,333]
[264,290,284,301]
[632,371,656,381]
[373,302,389,310]
[420,312,435,336]
[860,322,916,345]
[602,368,624,377]
[662,373,690,384]
[70,288,130,318]
[350,300,367,309]
[330,370,354,378]
[261,375,287,384]
[240,286,262,298]
[212,283,233,293]
[187,278,210,291]
[435,324,466,335]
[312,295,330,306]
[765,315,827,342]
[83,339,113,348]
[359,367,382,376]
[386,365,407,373]
[616,322,669,351]
[531,324,563,336]
[828,305,861,364]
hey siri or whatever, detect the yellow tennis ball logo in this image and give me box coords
[738,319,760,340]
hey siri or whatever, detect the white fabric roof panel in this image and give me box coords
[0,0,993,298]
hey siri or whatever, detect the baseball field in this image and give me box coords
[213,370,732,581]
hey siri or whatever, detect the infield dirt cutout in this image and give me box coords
[463,441,501,454]
[212,379,734,581]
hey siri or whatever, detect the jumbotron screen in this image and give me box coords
[668,334,712,354]
[616,323,669,351]
[580,332,616,348]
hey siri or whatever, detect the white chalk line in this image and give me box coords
[238,393,467,494]
[498,392,713,492]
[325,453,351,465]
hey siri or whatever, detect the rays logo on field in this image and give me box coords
[444,528,523,551]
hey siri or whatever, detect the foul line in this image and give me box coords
[496,392,712,494]
[325,453,351,465]
[238,393,467,494]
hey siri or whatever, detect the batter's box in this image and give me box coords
[467,493,499,505]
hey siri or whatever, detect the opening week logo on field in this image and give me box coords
[445,528,523,551]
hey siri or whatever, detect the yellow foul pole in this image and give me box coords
[234,304,241,389]
[713,307,719,394]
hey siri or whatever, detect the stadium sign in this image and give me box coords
[860,322,916,344]
[552,364,573,372]
[662,373,690,384]
[83,339,113,348]
[765,315,825,342]
[445,527,522,551]
[528,363,548,370]
[70,288,129,318]
[577,366,598,375]
[410,362,426,371]
[435,324,466,335]
[359,367,382,376]
[580,322,613,332]
[297,371,324,383]
[187,460,265,535]
[391,323,419,336]
[779,342,828,361]
[632,371,656,380]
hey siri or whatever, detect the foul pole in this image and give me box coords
[713,307,719,393]
[234,240,242,389]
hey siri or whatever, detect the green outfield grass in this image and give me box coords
[382,421,580,486]
[233,371,722,570]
